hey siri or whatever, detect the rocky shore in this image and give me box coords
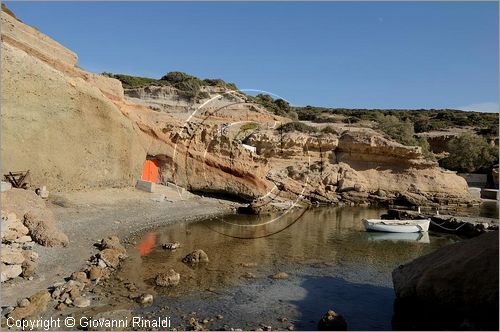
[392,230,499,330]
[1,5,498,331]
[1,187,236,307]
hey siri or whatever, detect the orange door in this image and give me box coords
[141,160,159,183]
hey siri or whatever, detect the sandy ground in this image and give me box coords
[1,186,237,306]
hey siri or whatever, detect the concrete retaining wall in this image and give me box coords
[458,173,488,188]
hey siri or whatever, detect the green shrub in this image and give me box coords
[104,71,238,96]
[250,94,297,119]
[321,126,339,135]
[288,111,299,121]
[416,137,435,161]
[102,73,160,89]
[376,114,416,146]
[440,133,498,172]
[277,122,317,133]
[292,107,499,136]
[160,71,198,83]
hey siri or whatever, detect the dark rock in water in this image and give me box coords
[317,310,347,330]
[392,231,499,330]
[162,242,181,250]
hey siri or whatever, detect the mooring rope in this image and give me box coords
[430,219,470,232]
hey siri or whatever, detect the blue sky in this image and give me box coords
[6,1,499,112]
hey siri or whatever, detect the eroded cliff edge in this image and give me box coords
[1,9,477,207]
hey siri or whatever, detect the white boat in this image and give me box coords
[362,218,430,233]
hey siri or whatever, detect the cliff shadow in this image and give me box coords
[289,275,395,330]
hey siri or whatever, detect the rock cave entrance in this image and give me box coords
[141,156,171,185]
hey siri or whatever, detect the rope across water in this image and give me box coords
[429,219,470,232]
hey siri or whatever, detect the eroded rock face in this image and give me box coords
[1,10,144,191]
[259,128,475,206]
[124,85,248,114]
[0,7,477,207]
[336,130,435,168]
[246,131,338,159]
[392,231,499,330]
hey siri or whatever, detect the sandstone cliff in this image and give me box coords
[1,8,477,207]
[0,10,272,198]
[1,10,144,191]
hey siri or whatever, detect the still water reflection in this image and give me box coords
[113,207,462,330]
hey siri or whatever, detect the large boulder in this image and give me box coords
[392,231,499,330]
[317,310,347,331]
[1,188,68,246]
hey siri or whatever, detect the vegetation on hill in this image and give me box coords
[294,106,499,136]
[245,94,299,120]
[102,71,237,101]
[103,71,497,168]
[277,122,317,134]
[1,3,19,21]
[376,114,416,146]
[439,133,498,173]
[102,73,160,89]
[376,114,435,160]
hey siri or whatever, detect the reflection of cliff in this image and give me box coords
[113,207,446,296]
[1,7,476,206]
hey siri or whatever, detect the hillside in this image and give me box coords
[0,7,483,207]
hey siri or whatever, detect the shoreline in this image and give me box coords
[1,186,497,313]
[1,187,238,306]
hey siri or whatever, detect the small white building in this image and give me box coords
[241,144,257,154]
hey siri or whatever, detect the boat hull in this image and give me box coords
[362,219,430,233]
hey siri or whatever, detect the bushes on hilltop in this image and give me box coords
[277,122,317,133]
[294,107,499,134]
[103,71,237,101]
[440,133,498,173]
[246,94,299,120]
[376,114,435,160]
[376,114,416,146]
[160,71,197,83]
[102,73,160,89]
[104,71,498,138]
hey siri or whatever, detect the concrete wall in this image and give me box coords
[458,173,488,188]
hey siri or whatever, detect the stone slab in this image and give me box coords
[136,180,156,193]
